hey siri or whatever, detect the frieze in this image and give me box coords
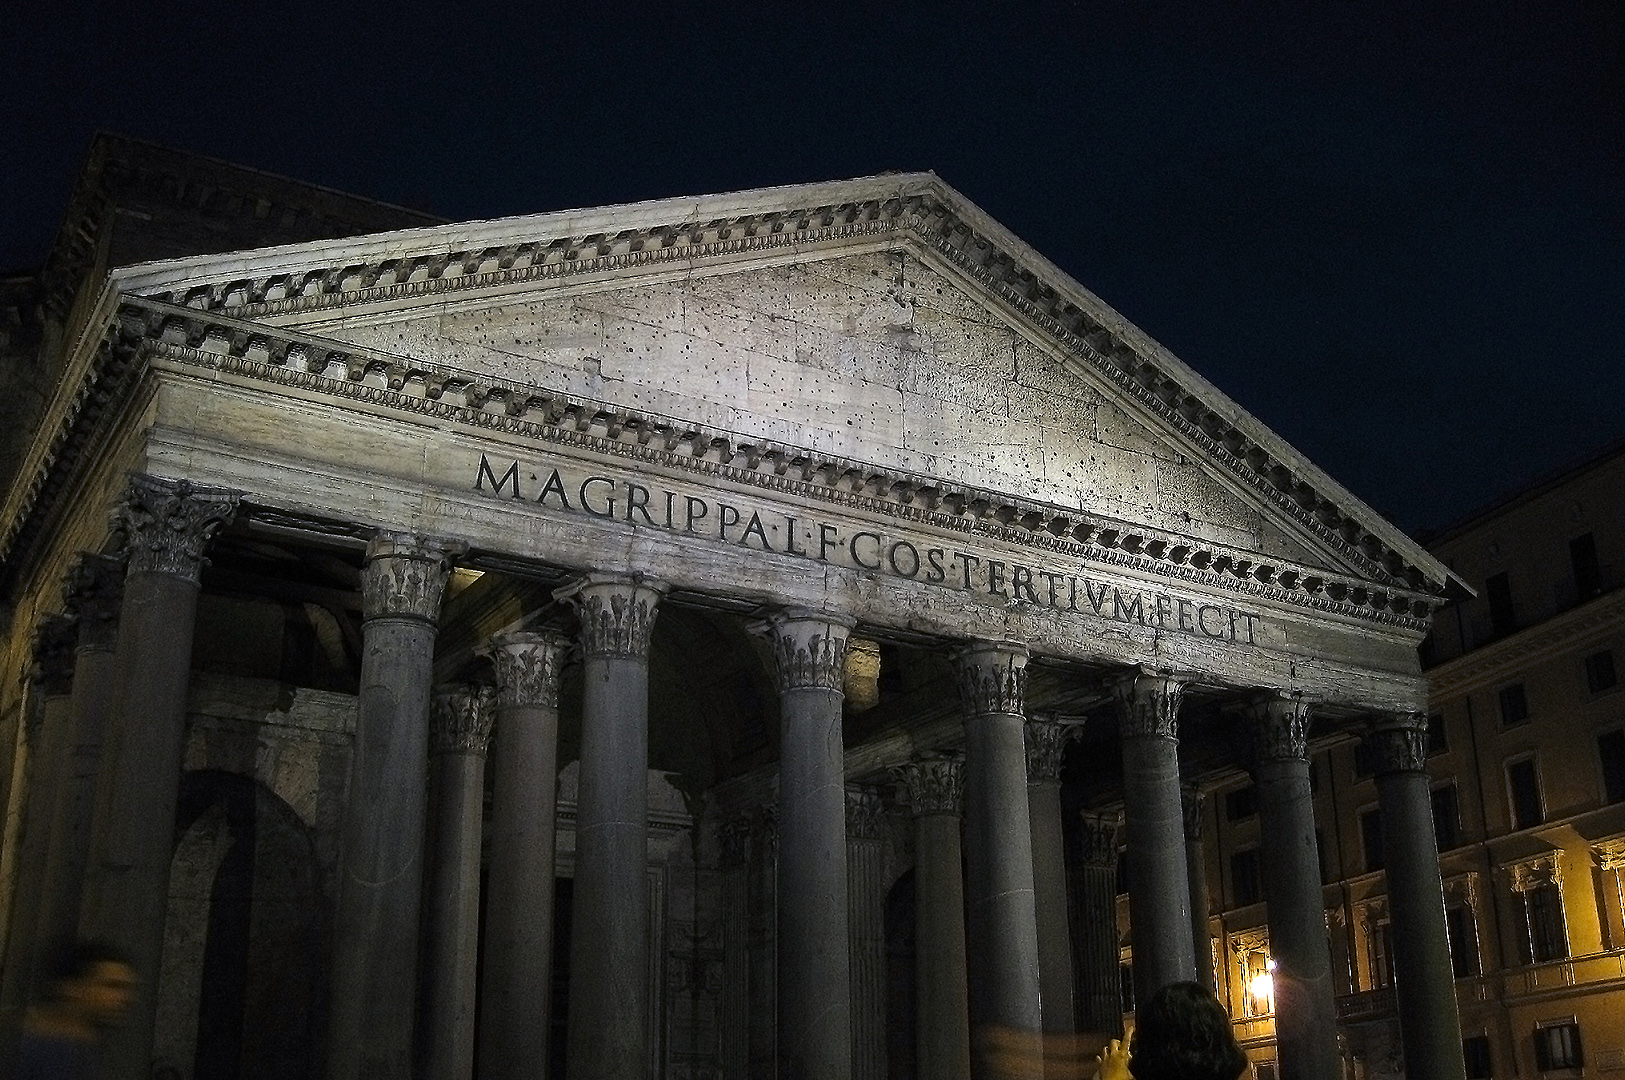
[557,573,665,660]
[1362,713,1428,775]
[114,473,239,583]
[954,642,1029,716]
[360,533,456,623]
[431,684,497,755]
[1024,717,1075,782]
[485,629,569,710]
[63,552,125,652]
[766,612,853,693]
[891,756,964,817]
[1112,673,1185,740]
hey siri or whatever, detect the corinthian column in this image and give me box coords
[557,573,665,1080]
[1111,671,1196,1003]
[1245,693,1338,1080]
[1365,712,1466,1080]
[845,786,887,1080]
[954,642,1043,1065]
[1026,717,1077,1043]
[893,756,971,1080]
[1182,788,1214,991]
[766,610,854,1080]
[479,630,569,1080]
[1073,812,1122,1038]
[425,684,496,1080]
[35,555,123,956]
[328,532,455,1080]
[0,616,76,1058]
[82,475,237,1080]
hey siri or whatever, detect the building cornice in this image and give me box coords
[1427,589,1625,699]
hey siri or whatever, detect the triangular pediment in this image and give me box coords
[7,173,1460,612]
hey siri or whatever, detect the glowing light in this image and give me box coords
[1248,959,1276,1008]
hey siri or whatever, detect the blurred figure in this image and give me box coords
[1097,981,1249,1080]
[982,1025,1108,1078]
[15,938,136,1080]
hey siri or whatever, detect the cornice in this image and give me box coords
[10,296,1440,632]
[106,176,1452,599]
[1427,589,1625,699]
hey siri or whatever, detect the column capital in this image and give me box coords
[484,629,570,710]
[764,609,854,693]
[361,533,458,623]
[1181,787,1205,842]
[891,756,964,817]
[1024,716,1075,782]
[1110,670,1185,740]
[31,614,78,698]
[1244,691,1314,764]
[431,684,497,756]
[63,552,125,652]
[114,474,239,583]
[953,640,1029,716]
[555,572,666,660]
[1076,810,1121,869]
[1363,711,1429,774]
[845,785,888,841]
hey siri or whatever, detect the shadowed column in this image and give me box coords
[81,475,237,1080]
[425,683,496,1080]
[479,629,569,1080]
[766,609,853,1080]
[1111,671,1196,1004]
[954,641,1043,1068]
[845,785,887,1080]
[1365,711,1467,1080]
[558,573,665,1080]
[327,532,455,1080]
[1026,716,1077,1051]
[1245,692,1338,1080]
[892,756,971,1080]
[1072,811,1123,1039]
[1182,787,1214,992]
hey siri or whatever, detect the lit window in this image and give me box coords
[1241,948,1274,1017]
[1534,1020,1583,1071]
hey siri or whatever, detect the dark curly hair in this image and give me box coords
[1129,981,1250,1080]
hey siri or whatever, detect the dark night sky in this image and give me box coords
[4,2,1621,537]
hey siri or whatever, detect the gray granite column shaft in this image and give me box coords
[0,617,76,1063]
[559,573,665,1080]
[1368,712,1467,1080]
[719,816,752,1080]
[1247,694,1338,1080]
[479,630,569,1080]
[1182,788,1214,991]
[1112,672,1196,1004]
[954,642,1043,1062]
[845,786,887,1080]
[1026,718,1077,1041]
[34,555,123,958]
[425,684,496,1080]
[746,810,778,1080]
[81,476,237,1080]
[767,610,853,1080]
[894,757,971,1080]
[1073,812,1122,1037]
[328,532,454,1080]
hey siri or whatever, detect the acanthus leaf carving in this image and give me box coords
[113,474,238,583]
[1076,811,1121,869]
[953,642,1029,716]
[1111,672,1184,740]
[360,532,457,623]
[845,785,888,841]
[1245,691,1313,764]
[891,756,964,818]
[430,683,497,756]
[485,629,569,710]
[557,573,666,661]
[1363,712,1428,775]
[766,611,853,693]
[1024,717,1076,782]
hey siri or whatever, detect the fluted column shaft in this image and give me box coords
[1367,713,1467,1080]
[955,642,1043,1064]
[82,476,237,1080]
[1247,694,1338,1080]
[1112,673,1196,1004]
[559,573,665,1080]
[35,555,123,958]
[1026,718,1077,1046]
[479,630,569,1080]
[328,533,454,1080]
[845,786,887,1080]
[425,685,496,1080]
[767,610,854,1080]
[1181,788,1214,992]
[0,617,76,1062]
[895,757,971,1080]
[1073,813,1122,1037]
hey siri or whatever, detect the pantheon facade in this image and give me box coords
[0,150,1468,1080]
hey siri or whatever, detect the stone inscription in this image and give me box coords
[474,455,1263,644]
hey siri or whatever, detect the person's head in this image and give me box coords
[39,938,137,1029]
[1129,982,1249,1080]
